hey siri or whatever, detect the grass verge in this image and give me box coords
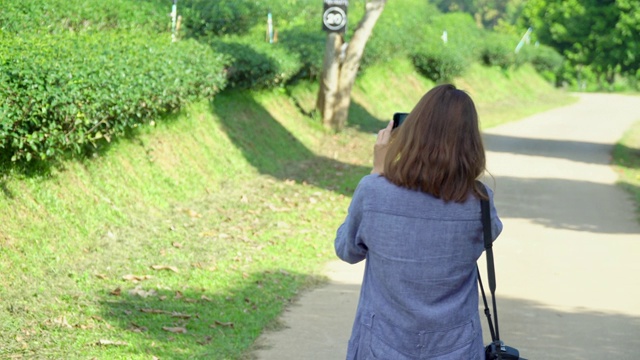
[0,61,574,359]
[612,120,640,221]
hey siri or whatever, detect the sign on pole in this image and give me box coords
[322,0,348,33]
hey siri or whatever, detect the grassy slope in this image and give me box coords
[613,120,640,220]
[0,59,575,359]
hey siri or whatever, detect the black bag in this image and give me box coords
[477,183,526,360]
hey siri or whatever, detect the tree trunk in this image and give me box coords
[317,33,343,127]
[317,0,386,131]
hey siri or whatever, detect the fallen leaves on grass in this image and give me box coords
[96,339,128,346]
[122,274,152,282]
[45,316,72,329]
[172,242,183,248]
[162,326,187,334]
[128,286,157,298]
[109,287,122,296]
[150,265,179,272]
[139,309,194,319]
[183,208,201,218]
[128,322,148,333]
[211,320,234,328]
[171,313,192,319]
[191,262,217,271]
[173,291,199,303]
[74,323,95,330]
[197,336,213,345]
[140,308,167,314]
[198,230,217,238]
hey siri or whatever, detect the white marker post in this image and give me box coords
[515,27,533,53]
[171,0,178,42]
[268,10,274,43]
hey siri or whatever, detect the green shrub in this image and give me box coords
[0,0,167,34]
[526,44,564,83]
[211,38,302,89]
[411,43,469,82]
[0,31,228,164]
[427,12,485,63]
[363,1,440,69]
[181,0,318,39]
[480,32,518,69]
[278,27,326,81]
[181,0,262,38]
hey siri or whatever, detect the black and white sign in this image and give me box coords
[322,0,348,33]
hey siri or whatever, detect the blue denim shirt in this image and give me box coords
[335,175,502,360]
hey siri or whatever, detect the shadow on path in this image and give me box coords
[254,280,640,360]
[491,176,640,234]
[483,133,631,166]
[491,296,640,360]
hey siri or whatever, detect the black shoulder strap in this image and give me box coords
[476,181,501,342]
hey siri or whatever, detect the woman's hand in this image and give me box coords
[372,120,394,174]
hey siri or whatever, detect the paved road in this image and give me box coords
[252,93,640,360]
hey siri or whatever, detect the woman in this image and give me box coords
[335,84,502,359]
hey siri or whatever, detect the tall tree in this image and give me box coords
[317,0,387,131]
[521,0,640,84]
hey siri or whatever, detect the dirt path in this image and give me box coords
[253,93,640,360]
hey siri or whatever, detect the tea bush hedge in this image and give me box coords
[362,1,440,69]
[0,31,228,164]
[210,38,302,89]
[0,0,568,167]
[426,12,485,63]
[411,43,469,82]
[0,0,167,34]
[181,0,318,39]
[480,32,519,69]
[526,44,565,83]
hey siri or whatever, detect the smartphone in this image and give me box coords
[393,112,409,129]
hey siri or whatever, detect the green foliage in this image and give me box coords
[362,1,440,68]
[432,0,527,29]
[278,26,326,81]
[406,12,481,82]
[0,0,585,170]
[521,0,640,87]
[612,120,640,219]
[480,32,518,69]
[411,43,468,82]
[0,0,168,34]
[0,53,575,358]
[0,32,227,165]
[180,0,322,85]
[427,12,485,63]
[181,0,318,39]
[210,38,302,89]
[181,0,262,37]
[523,44,564,83]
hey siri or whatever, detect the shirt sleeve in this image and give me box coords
[334,178,369,264]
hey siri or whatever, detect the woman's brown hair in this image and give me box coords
[383,84,486,202]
